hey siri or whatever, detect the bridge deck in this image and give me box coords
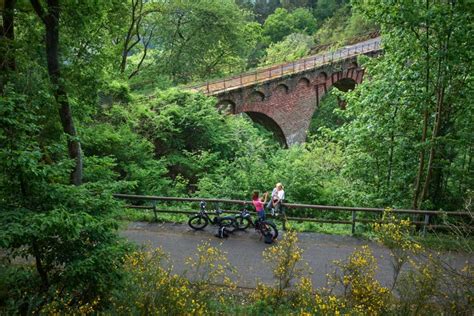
[188,37,381,96]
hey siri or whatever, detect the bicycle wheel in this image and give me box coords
[219,216,237,233]
[188,215,209,230]
[260,221,278,240]
[234,215,251,230]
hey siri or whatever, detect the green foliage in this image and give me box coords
[340,1,473,209]
[314,4,378,46]
[260,33,314,66]
[150,0,255,83]
[314,0,344,21]
[308,89,347,136]
[1,0,473,313]
[262,7,317,44]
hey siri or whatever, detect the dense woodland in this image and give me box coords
[0,0,473,314]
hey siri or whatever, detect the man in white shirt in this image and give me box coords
[272,183,285,216]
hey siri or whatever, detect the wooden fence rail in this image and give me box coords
[113,194,472,236]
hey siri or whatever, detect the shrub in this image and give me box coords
[330,246,390,315]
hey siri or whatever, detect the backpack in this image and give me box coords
[215,225,229,238]
[264,231,274,244]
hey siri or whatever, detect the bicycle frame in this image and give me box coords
[195,202,226,226]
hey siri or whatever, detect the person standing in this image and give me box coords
[252,191,268,221]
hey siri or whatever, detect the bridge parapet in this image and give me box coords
[188,37,381,96]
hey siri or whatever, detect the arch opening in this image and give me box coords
[308,77,357,140]
[298,77,310,87]
[274,83,289,94]
[248,90,265,102]
[332,78,356,92]
[316,72,327,83]
[244,111,287,147]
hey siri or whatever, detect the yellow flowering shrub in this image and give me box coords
[252,230,311,309]
[331,246,390,315]
[263,231,306,295]
[40,294,101,315]
[397,255,474,315]
[110,248,206,315]
[395,254,440,315]
[373,209,422,289]
[185,241,237,303]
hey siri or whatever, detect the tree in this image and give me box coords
[148,0,254,83]
[119,0,162,79]
[0,0,16,93]
[340,1,474,210]
[30,0,82,185]
[314,0,346,22]
[263,7,317,43]
[260,32,314,66]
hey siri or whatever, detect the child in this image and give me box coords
[252,190,268,221]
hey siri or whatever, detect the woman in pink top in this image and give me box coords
[252,191,268,221]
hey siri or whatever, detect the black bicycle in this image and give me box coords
[234,206,278,241]
[188,201,236,232]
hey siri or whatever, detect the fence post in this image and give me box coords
[280,64,283,75]
[423,214,430,236]
[223,78,226,89]
[351,210,356,235]
[240,74,242,86]
[255,71,257,81]
[304,59,306,70]
[282,206,287,231]
[152,201,158,222]
[206,82,209,94]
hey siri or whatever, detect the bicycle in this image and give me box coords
[233,206,278,242]
[188,201,236,233]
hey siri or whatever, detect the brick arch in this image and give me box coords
[248,90,265,102]
[316,71,328,83]
[274,83,289,94]
[332,78,357,92]
[213,56,373,146]
[298,77,310,87]
[244,111,287,147]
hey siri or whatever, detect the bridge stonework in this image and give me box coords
[189,37,382,146]
[216,57,365,146]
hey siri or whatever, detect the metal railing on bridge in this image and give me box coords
[113,194,472,236]
[186,37,381,96]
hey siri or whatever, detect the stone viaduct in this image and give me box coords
[189,37,382,146]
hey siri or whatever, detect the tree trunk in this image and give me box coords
[0,0,16,93]
[418,3,454,208]
[31,0,83,185]
[32,241,49,292]
[412,0,431,209]
[387,106,399,191]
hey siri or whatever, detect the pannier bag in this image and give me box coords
[215,225,229,238]
[264,232,274,244]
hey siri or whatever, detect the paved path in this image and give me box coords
[122,222,472,289]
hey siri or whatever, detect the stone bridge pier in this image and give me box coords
[215,58,364,147]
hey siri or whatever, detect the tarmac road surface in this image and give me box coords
[122,222,472,289]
